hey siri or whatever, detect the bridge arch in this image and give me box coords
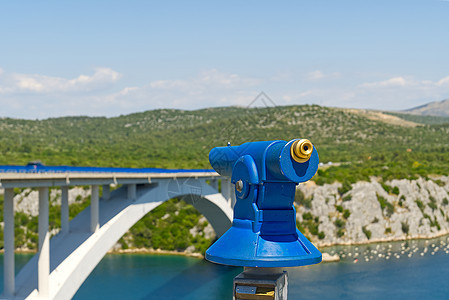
[13,178,233,300]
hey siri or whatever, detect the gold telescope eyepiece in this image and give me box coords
[290,139,313,163]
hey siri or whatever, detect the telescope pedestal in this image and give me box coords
[233,267,288,300]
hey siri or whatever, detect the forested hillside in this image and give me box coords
[1,105,448,182]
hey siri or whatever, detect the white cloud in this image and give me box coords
[0,68,262,118]
[110,69,261,110]
[308,70,325,80]
[350,75,449,109]
[150,80,187,89]
[359,75,449,91]
[275,74,449,111]
[437,76,449,86]
[307,70,341,81]
[0,68,121,94]
[149,69,260,91]
[360,76,409,88]
[1,67,449,119]
[270,71,293,82]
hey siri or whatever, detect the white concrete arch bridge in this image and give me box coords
[0,165,235,299]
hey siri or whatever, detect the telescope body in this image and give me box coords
[206,139,322,267]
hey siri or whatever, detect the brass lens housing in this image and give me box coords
[290,139,313,163]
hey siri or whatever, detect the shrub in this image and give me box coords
[302,198,312,209]
[385,227,392,234]
[308,223,319,235]
[443,198,449,206]
[435,179,445,187]
[297,222,305,233]
[118,237,128,249]
[377,194,394,217]
[377,194,386,209]
[401,222,409,234]
[428,202,437,211]
[342,195,352,202]
[302,212,313,220]
[294,189,305,205]
[338,182,352,196]
[334,218,345,228]
[362,226,372,239]
[318,232,325,239]
[392,186,400,195]
[295,190,312,209]
[343,209,351,219]
[429,216,441,230]
[386,202,395,216]
[415,200,425,212]
[432,219,440,229]
[381,183,391,194]
[337,228,345,237]
[372,217,379,223]
[336,205,344,213]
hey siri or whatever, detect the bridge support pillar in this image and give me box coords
[210,178,218,191]
[128,184,136,200]
[102,184,110,200]
[38,187,50,297]
[61,186,69,234]
[3,188,15,298]
[221,177,232,202]
[91,185,99,232]
[230,185,236,208]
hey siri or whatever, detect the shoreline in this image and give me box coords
[109,248,204,258]
[316,229,449,248]
[4,232,449,263]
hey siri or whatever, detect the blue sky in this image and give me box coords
[1,0,448,119]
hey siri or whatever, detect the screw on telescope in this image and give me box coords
[236,179,243,192]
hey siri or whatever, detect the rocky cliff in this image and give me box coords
[297,176,449,246]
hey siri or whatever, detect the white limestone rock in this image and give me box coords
[13,187,91,216]
[297,176,449,246]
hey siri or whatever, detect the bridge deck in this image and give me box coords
[0,165,218,188]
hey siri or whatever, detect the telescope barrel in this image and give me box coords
[209,139,318,183]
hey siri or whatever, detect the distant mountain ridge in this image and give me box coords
[403,99,449,117]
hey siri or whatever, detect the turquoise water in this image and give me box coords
[2,236,449,299]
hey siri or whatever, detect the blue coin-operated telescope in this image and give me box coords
[206,139,322,267]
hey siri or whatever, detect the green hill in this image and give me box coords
[1,105,448,183]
